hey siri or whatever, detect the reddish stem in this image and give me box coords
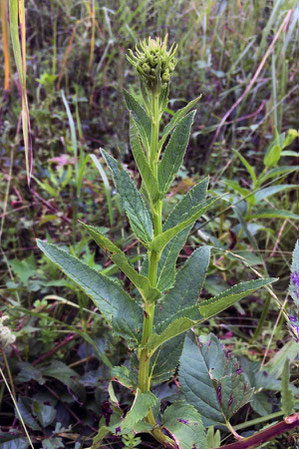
[32,333,77,366]
[215,413,299,449]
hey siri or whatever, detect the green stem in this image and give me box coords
[137,91,177,448]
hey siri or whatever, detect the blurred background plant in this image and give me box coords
[0,0,298,448]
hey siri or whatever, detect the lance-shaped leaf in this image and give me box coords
[123,89,151,151]
[199,278,277,320]
[159,96,201,151]
[281,361,295,416]
[121,389,158,433]
[129,117,160,204]
[154,246,210,335]
[102,150,153,245]
[179,335,254,426]
[156,178,209,291]
[250,209,299,220]
[37,240,142,342]
[151,197,218,253]
[254,184,297,202]
[81,222,161,302]
[158,111,196,194]
[151,335,185,384]
[162,401,208,449]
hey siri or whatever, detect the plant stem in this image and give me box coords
[214,413,299,449]
[137,91,177,449]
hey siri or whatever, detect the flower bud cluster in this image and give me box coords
[127,36,177,94]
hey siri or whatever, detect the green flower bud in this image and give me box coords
[126,35,178,94]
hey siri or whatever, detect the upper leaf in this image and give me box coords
[158,111,196,194]
[81,222,161,302]
[199,278,277,320]
[102,149,153,245]
[129,117,160,204]
[151,197,218,253]
[155,178,209,291]
[37,240,142,342]
[179,334,254,426]
[123,89,151,151]
[162,401,207,449]
[155,246,210,334]
[159,96,201,150]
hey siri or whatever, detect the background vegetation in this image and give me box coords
[0,0,298,448]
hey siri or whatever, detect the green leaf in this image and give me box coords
[255,184,297,202]
[42,437,64,449]
[158,111,196,194]
[102,150,153,244]
[111,365,138,390]
[206,427,221,449]
[32,401,56,427]
[151,335,185,384]
[149,317,196,355]
[151,198,217,253]
[179,334,254,425]
[9,254,36,284]
[129,117,160,203]
[162,401,207,449]
[264,129,281,168]
[259,166,298,184]
[123,89,151,151]
[251,209,299,220]
[159,96,201,150]
[37,240,141,342]
[0,433,29,449]
[281,360,295,416]
[200,278,277,319]
[81,223,161,302]
[15,397,41,431]
[147,178,209,292]
[121,389,158,433]
[41,360,85,402]
[154,246,210,335]
[233,150,256,185]
[224,180,253,204]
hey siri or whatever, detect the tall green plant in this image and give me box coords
[37,37,281,449]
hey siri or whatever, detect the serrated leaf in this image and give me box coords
[159,96,201,150]
[251,209,299,220]
[129,117,160,204]
[162,401,207,449]
[149,317,196,354]
[81,223,161,302]
[121,389,158,433]
[158,111,196,194]
[41,360,85,402]
[123,89,151,151]
[199,278,276,319]
[42,437,64,449]
[155,179,209,291]
[281,360,295,416]
[154,247,210,337]
[111,365,138,390]
[33,401,56,428]
[151,335,185,384]
[151,198,217,253]
[255,184,297,202]
[179,335,254,425]
[15,397,41,431]
[102,150,153,244]
[37,240,141,342]
[0,434,29,449]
